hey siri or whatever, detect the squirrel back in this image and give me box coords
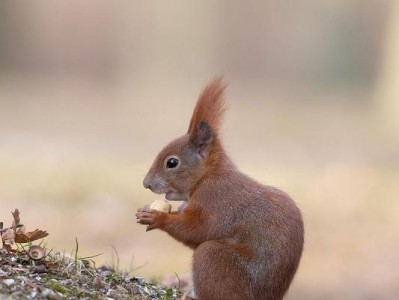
[138,78,304,300]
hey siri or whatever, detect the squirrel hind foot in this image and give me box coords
[181,290,198,300]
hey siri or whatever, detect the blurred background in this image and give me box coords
[1,1,398,299]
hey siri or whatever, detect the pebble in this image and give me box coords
[41,288,53,297]
[2,278,15,286]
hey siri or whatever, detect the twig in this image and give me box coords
[12,209,20,231]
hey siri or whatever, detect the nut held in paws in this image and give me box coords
[149,199,172,213]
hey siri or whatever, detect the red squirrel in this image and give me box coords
[136,78,304,300]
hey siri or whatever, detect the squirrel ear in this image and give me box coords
[189,121,213,153]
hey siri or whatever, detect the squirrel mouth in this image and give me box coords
[165,192,173,200]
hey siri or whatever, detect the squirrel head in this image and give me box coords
[143,78,227,201]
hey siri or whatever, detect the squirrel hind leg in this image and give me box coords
[192,240,253,300]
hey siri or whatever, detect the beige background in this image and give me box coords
[1,1,398,299]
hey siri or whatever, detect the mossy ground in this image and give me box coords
[0,248,182,300]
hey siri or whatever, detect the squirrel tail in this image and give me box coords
[188,77,227,137]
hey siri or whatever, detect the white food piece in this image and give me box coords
[149,199,172,213]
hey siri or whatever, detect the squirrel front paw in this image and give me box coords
[136,206,166,231]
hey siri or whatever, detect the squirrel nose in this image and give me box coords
[143,176,152,190]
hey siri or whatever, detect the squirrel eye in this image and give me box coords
[166,157,179,169]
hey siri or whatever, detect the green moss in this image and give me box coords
[46,281,71,295]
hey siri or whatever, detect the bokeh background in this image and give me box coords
[1,1,399,299]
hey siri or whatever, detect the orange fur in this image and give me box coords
[188,77,227,136]
[138,78,304,300]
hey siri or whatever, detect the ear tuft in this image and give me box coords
[188,77,227,137]
[190,121,213,148]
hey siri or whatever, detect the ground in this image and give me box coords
[0,248,182,300]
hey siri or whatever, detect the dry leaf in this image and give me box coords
[3,243,13,252]
[1,228,15,245]
[14,229,49,243]
[16,225,26,234]
[11,209,20,231]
